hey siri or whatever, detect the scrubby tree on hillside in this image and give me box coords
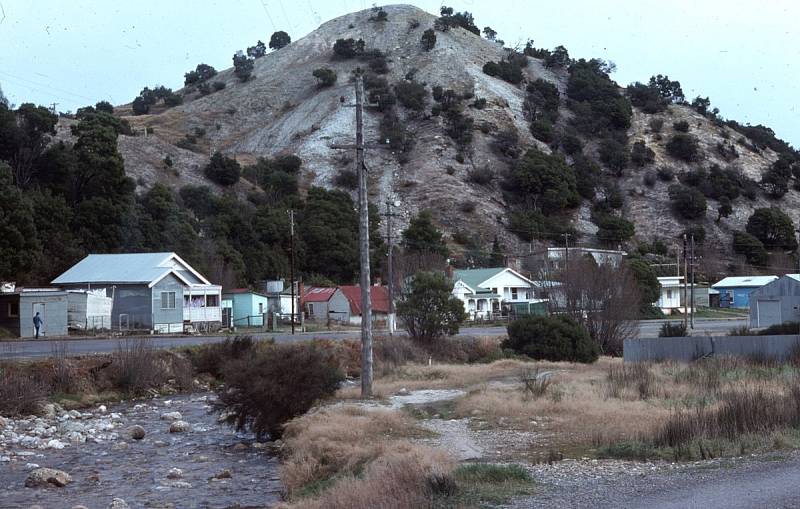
[204,152,241,186]
[665,133,700,162]
[668,184,707,219]
[544,45,570,68]
[746,207,797,251]
[269,31,291,50]
[403,210,449,258]
[482,26,497,40]
[247,40,267,58]
[733,231,768,266]
[312,68,337,87]
[232,54,254,82]
[421,29,436,51]
[184,63,218,86]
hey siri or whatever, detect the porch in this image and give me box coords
[183,284,222,323]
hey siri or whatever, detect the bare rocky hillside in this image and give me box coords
[88,4,795,267]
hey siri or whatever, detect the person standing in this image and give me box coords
[33,312,42,339]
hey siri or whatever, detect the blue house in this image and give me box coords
[52,252,222,333]
[222,288,271,327]
[711,275,778,308]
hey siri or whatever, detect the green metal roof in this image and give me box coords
[453,267,507,291]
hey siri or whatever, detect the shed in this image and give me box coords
[749,275,800,328]
[67,290,113,330]
[222,289,271,327]
[712,275,778,308]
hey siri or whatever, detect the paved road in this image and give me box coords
[0,319,747,360]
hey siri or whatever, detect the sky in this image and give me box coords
[0,0,798,147]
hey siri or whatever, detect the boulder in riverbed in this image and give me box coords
[25,467,72,488]
[160,411,182,421]
[128,425,145,440]
[107,499,129,509]
[169,420,191,433]
[166,467,183,479]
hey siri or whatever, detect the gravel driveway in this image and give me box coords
[512,451,800,509]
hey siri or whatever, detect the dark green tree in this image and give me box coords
[665,133,700,162]
[421,29,437,51]
[630,140,655,167]
[507,149,580,214]
[489,236,505,266]
[746,207,797,250]
[402,210,449,258]
[0,162,42,282]
[627,257,661,306]
[184,63,218,85]
[269,31,291,50]
[233,54,254,82]
[503,314,598,363]
[717,196,733,222]
[396,271,467,343]
[544,45,570,68]
[299,187,359,283]
[733,231,768,266]
[204,152,241,186]
[247,40,267,58]
[668,184,707,219]
[312,68,337,87]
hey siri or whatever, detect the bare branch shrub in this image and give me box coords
[107,338,168,396]
[554,257,640,356]
[0,365,47,415]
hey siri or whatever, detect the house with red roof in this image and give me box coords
[303,285,390,326]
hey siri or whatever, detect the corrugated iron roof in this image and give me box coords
[303,287,338,303]
[339,286,390,314]
[52,252,208,285]
[712,275,778,288]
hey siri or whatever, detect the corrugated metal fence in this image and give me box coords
[624,335,800,363]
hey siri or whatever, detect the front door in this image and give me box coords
[32,302,46,336]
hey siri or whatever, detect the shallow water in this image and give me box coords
[0,393,282,508]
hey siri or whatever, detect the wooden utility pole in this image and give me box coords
[690,235,695,329]
[355,73,374,398]
[383,199,398,336]
[563,233,570,272]
[289,209,296,335]
[683,234,688,330]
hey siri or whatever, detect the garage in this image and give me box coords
[749,275,800,329]
[754,299,781,328]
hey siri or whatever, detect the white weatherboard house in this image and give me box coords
[452,267,544,319]
[656,276,683,313]
[52,252,222,333]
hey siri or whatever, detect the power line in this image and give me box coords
[0,70,96,102]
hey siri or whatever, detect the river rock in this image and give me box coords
[0,416,6,429]
[160,411,182,421]
[111,441,129,451]
[72,505,90,509]
[98,404,107,413]
[25,467,73,488]
[166,467,183,479]
[128,425,145,440]
[41,403,56,418]
[169,420,191,433]
[108,498,129,509]
[46,439,67,450]
[67,410,81,419]
[212,469,232,479]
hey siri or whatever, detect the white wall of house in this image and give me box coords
[480,270,536,302]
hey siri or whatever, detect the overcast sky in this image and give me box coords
[1,0,797,146]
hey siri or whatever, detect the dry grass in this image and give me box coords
[280,405,432,498]
[286,445,455,509]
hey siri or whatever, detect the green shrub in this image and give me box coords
[204,151,241,186]
[466,166,494,185]
[673,120,690,132]
[333,169,358,190]
[421,29,437,51]
[746,207,798,251]
[215,342,344,439]
[630,140,655,167]
[530,118,555,143]
[232,53,254,82]
[733,231,768,266]
[482,60,523,84]
[666,133,700,162]
[312,68,337,87]
[503,315,598,363]
[668,184,706,219]
[657,167,674,181]
[395,81,427,111]
[659,322,687,337]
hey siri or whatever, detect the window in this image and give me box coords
[160,291,176,309]
[7,301,19,318]
[511,288,518,300]
[491,288,498,295]
[258,302,264,314]
[206,295,219,307]
[667,289,673,299]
